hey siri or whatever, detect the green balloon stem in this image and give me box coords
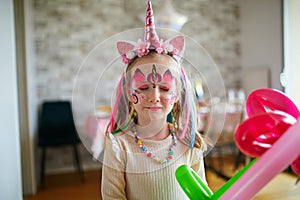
[211,158,258,199]
[175,158,258,200]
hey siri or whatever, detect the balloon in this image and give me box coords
[246,88,300,118]
[236,88,300,175]
[175,156,258,200]
[221,88,300,199]
[220,118,300,200]
[211,158,257,199]
[291,155,300,175]
[175,88,300,200]
[175,165,213,200]
[235,112,295,157]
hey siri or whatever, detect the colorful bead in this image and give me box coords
[141,146,147,151]
[133,123,177,164]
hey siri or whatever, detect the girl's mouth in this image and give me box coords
[147,107,162,111]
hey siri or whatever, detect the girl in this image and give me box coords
[101,1,207,199]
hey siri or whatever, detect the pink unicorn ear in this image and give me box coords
[117,41,136,55]
[168,35,185,54]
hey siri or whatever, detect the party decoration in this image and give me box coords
[236,88,300,175]
[175,159,257,200]
[156,0,188,32]
[235,112,295,157]
[211,158,257,199]
[176,88,300,200]
[221,118,300,199]
[175,165,213,200]
[246,88,300,119]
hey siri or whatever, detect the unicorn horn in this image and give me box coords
[145,0,160,49]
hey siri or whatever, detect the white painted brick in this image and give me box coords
[32,0,241,173]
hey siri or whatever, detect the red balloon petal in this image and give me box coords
[235,112,295,157]
[291,156,300,175]
[246,88,300,119]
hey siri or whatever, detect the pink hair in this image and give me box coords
[109,72,125,132]
[180,67,191,140]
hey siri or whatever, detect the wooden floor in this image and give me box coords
[24,156,300,200]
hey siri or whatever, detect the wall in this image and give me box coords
[239,0,283,92]
[284,0,300,107]
[29,0,283,175]
[31,0,242,173]
[0,0,23,199]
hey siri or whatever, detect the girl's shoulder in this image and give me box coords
[108,129,134,140]
[105,129,135,151]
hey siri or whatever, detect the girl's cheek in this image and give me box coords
[131,93,138,104]
[137,93,146,100]
[132,93,146,104]
[163,91,176,105]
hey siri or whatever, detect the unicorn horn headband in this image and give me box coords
[117,0,185,64]
[112,1,194,148]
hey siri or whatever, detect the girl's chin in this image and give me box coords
[135,119,167,138]
[138,114,166,125]
[148,111,165,119]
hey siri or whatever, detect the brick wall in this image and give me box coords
[32,0,241,173]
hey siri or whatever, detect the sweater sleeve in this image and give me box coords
[101,134,127,200]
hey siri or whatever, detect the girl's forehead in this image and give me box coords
[127,63,178,77]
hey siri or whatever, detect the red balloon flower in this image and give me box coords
[235,88,300,175]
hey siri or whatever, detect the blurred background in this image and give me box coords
[1,0,300,199]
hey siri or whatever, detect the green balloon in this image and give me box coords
[175,159,258,200]
[175,165,213,200]
[211,158,257,199]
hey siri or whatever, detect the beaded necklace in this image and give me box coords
[133,123,177,164]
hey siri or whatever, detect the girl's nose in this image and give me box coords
[149,87,160,103]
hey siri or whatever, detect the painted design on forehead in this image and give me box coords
[152,65,157,84]
[163,69,176,105]
[147,65,161,87]
[162,69,174,83]
[133,68,146,83]
[131,69,146,104]
[133,66,174,85]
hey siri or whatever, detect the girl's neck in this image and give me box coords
[135,119,169,141]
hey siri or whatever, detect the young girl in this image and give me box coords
[101,1,207,199]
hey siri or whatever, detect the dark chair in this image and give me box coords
[38,101,84,187]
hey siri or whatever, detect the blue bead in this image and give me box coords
[141,146,147,151]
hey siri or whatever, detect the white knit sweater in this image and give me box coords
[101,131,207,200]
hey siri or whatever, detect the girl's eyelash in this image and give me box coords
[134,89,141,94]
[136,84,170,91]
[138,87,149,90]
[160,87,170,91]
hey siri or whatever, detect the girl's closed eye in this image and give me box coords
[159,85,170,92]
[137,84,149,91]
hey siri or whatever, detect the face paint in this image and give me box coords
[130,64,177,105]
[164,91,176,105]
[131,68,147,104]
[127,60,180,127]
[147,64,160,88]
[161,68,176,105]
